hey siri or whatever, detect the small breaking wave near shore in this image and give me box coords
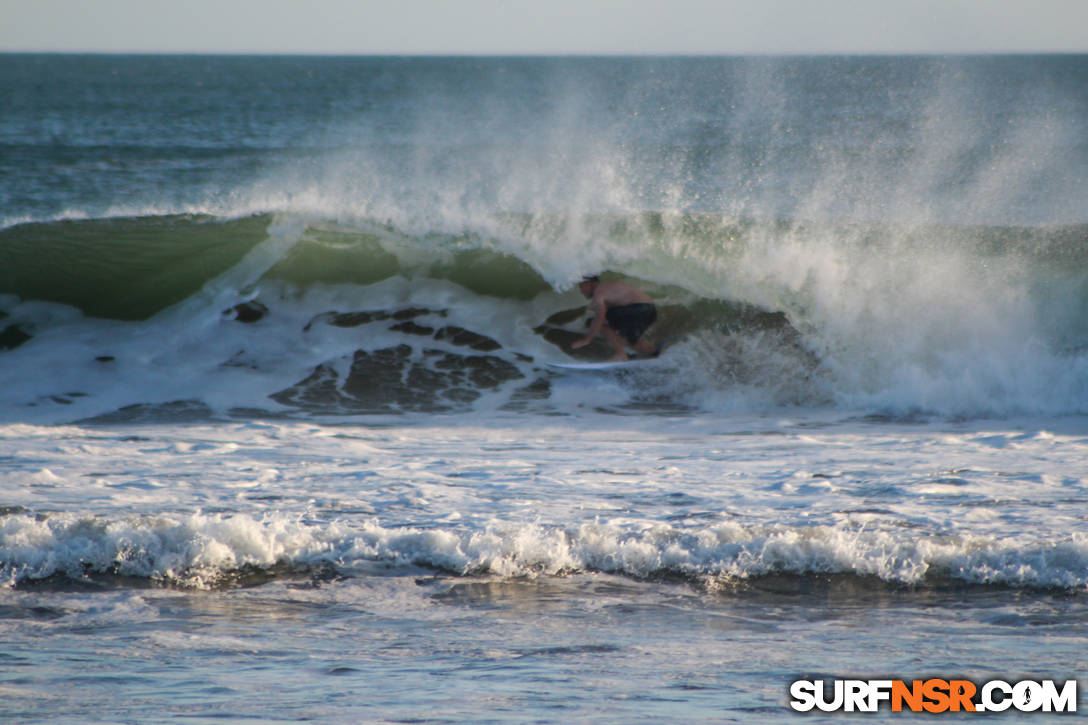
[3,415,1086,593]
[5,510,1088,593]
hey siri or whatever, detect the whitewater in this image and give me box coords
[1,54,1087,722]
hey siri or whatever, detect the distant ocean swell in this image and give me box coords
[4,511,1087,592]
[1,210,1087,418]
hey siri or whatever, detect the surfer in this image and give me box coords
[572,276,659,361]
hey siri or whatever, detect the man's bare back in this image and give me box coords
[586,280,653,307]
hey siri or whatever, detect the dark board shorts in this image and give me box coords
[606,303,657,344]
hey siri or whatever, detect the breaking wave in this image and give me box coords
[1,210,1086,420]
[4,511,1086,592]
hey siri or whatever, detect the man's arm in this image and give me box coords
[571,294,607,349]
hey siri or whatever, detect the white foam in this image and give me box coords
[2,397,1086,592]
[0,512,335,588]
[4,511,1087,591]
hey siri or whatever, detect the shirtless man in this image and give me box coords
[571,276,659,361]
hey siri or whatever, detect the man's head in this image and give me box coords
[578,275,600,298]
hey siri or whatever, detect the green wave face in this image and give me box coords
[0,214,273,320]
[260,225,553,301]
[2,212,1086,354]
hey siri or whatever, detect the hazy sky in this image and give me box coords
[2,0,1086,55]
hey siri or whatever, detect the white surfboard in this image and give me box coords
[545,357,660,372]
[545,340,676,372]
[546,360,634,371]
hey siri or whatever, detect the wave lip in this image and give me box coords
[4,512,1086,593]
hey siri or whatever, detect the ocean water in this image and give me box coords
[1,54,1087,722]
